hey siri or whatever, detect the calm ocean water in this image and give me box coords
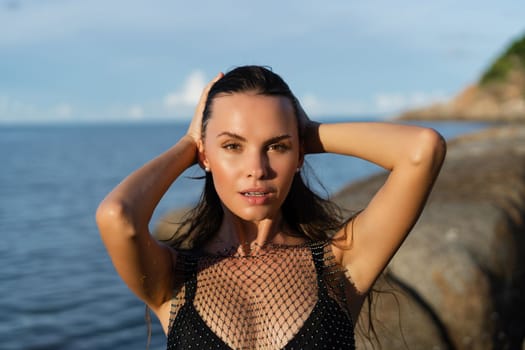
[0,119,487,349]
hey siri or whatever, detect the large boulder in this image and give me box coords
[336,125,525,349]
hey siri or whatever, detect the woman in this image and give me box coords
[96,66,446,349]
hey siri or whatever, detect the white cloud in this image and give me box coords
[164,70,206,110]
[301,94,322,113]
[297,90,450,119]
[0,96,77,123]
[0,88,451,125]
[0,96,37,122]
[0,69,209,123]
[54,103,73,119]
[128,105,144,120]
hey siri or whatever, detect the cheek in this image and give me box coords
[207,151,241,176]
[206,153,240,193]
[211,163,236,186]
[277,160,298,192]
[272,153,299,173]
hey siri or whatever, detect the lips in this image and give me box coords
[240,187,274,196]
[239,187,274,204]
[242,191,269,197]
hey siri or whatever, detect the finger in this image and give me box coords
[197,72,224,106]
[189,72,224,139]
[212,71,224,82]
[204,72,224,92]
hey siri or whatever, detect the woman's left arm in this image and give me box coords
[306,121,446,293]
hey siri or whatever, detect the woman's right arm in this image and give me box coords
[95,73,223,311]
[95,136,197,309]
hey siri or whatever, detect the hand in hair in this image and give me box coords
[187,72,224,145]
[294,97,323,155]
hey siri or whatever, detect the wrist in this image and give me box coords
[176,135,200,165]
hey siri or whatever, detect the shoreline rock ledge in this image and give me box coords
[335,124,525,349]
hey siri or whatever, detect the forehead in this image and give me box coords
[206,93,297,137]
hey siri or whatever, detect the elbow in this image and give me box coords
[95,200,137,240]
[409,128,447,172]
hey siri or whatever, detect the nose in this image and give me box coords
[247,151,269,179]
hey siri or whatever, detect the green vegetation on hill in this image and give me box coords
[480,33,525,85]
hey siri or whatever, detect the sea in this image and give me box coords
[0,119,488,349]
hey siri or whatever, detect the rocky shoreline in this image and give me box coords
[398,84,525,123]
[154,124,525,349]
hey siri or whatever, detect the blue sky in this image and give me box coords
[0,0,524,124]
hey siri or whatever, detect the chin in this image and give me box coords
[231,207,279,223]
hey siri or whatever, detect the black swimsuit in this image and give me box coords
[167,241,355,350]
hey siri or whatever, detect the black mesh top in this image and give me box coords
[166,240,355,350]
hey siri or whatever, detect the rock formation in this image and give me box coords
[400,33,525,122]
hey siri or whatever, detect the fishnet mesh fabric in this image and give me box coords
[168,241,354,350]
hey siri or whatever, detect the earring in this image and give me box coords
[204,167,210,172]
[296,167,301,173]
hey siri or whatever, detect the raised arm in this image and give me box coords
[95,73,223,314]
[303,118,446,294]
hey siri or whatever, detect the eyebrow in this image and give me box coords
[217,132,292,144]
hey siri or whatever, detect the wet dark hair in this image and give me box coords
[165,65,345,250]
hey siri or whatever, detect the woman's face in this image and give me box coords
[200,92,302,223]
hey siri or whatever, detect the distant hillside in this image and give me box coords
[400,33,525,121]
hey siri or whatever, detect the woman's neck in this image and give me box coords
[204,209,302,256]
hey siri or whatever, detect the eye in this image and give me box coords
[267,143,290,152]
[222,143,241,151]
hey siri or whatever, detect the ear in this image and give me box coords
[197,139,210,169]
